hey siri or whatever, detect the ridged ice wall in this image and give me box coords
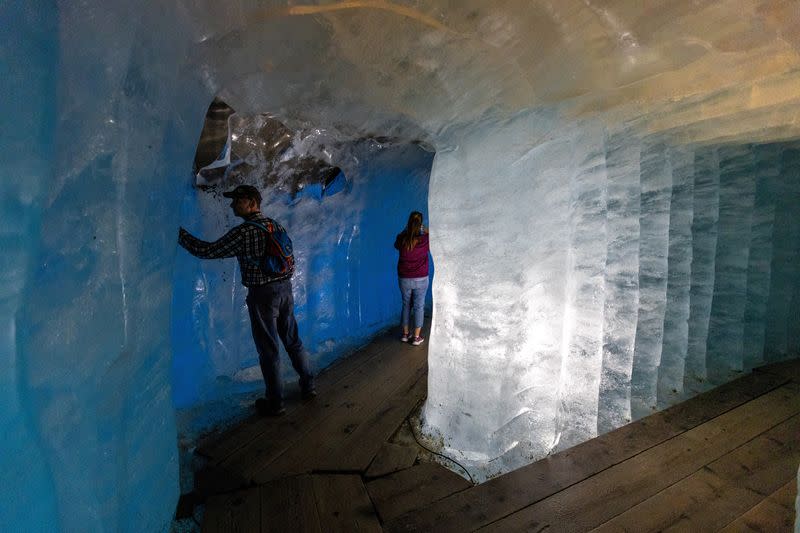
[425,120,800,480]
[7,0,800,528]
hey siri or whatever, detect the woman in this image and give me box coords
[394,211,430,345]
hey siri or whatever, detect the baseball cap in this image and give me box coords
[222,184,262,203]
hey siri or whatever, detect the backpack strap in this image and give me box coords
[243,220,270,233]
[245,219,293,259]
[242,221,270,265]
[242,220,294,282]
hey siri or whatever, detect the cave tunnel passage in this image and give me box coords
[10,1,800,531]
[169,99,436,458]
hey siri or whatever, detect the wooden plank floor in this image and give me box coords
[197,331,800,532]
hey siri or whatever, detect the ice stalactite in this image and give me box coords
[554,125,608,451]
[630,138,672,419]
[597,129,641,434]
[684,148,720,393]
[764,146,800,360]
[742,144,780,371]
[657,146,694,407]
[706,145,757,383]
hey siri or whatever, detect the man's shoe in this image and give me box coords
[410,336,425,346]
[255,398,286,416]
[299,378,317,401]
[301,386,318,401]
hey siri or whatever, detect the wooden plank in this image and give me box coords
[246,343,426,483]
[477,383,800,533]
[590,469,760,533]
[367,463,473,523]
[316,363,427,473]
[719,480,797,533]
[385,437,620,533]
[385,370,789,533]
[311,474,382,533]
[202,487,260,533]
[754,357,800,382]
[705,413,800,496]
[194,463,250,497]
[261,475,321,533]
[217,336,412,477]
[198,333,396,462]
[364,442,419,479]
[648,370,789,434]
[591,413,800,532]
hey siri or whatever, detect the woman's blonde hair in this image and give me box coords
[399,211,424,251]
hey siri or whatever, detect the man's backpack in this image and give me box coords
[244,219,295,279]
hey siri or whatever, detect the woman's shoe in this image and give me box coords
[400,333,410,342]
[411,336,424,346]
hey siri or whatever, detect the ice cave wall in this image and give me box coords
[3,1,207,530]
[172,139,433,408]
[796,467,800,532]
[5,0,800,530]
[426,111,800,479]
[2,2,60,530]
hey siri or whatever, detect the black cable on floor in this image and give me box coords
[404,412,475,485]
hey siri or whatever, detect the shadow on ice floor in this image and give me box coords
[185,325,799,532]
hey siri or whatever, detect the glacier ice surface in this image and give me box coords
[6,0,800,527]
[172,124,434,410]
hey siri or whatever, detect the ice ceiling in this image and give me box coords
[5,0,800,529]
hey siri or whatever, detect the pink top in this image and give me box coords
[394,233,429,278]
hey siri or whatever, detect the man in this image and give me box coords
[178,184,315,416]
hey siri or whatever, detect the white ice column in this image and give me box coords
[684,148,720,393]
[554,126,608,451]
[657,146,694,407]
[424,112,574,479]
[764,145,800,361]
[742,144,780,370]
[597,131,641,435]
[796,467,800,532]
[631,138,672,419]
[706,145,756,383]
[787,150,800,356]
[790,256,800,357]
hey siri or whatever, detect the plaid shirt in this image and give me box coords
[179,213,289,287]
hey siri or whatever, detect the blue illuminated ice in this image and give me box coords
[172,127,434,408]
[6,0,800,528]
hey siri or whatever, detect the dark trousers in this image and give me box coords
[246,280,313,407]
